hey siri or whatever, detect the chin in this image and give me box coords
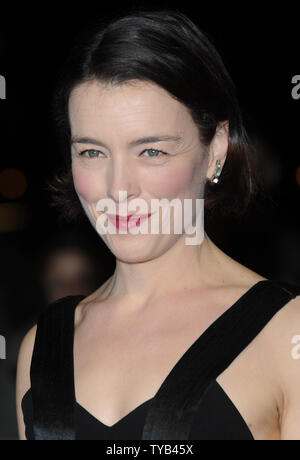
[110,244,157,264]
[103,232,181,264]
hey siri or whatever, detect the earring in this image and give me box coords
[211,159,222,183]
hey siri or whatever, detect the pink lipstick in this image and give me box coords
[107,213,152,230]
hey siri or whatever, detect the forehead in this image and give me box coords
[68,79,193,133]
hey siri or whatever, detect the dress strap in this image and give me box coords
[142,279,300,440]
[30,295,85,440]
[29,280,300,440]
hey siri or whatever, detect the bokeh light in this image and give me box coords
[296,166,300,186]
[0,168,28,199]
[0,202,29,232]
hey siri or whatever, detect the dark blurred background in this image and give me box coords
[0,1,299,439]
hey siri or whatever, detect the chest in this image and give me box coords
[73,309,281,438]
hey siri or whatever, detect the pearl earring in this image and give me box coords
[211,159,222,183]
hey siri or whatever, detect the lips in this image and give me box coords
[107,213,151,221]
[106,213,152,229]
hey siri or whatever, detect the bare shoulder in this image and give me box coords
[260,289,300,350]
[16,324,37,395]
[219,264,300,439]
[262,293,300,440]
[267,290,300,361]
[16,324,37,440]
[237,270,300,351]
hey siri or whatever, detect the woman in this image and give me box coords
[16,7,300,440]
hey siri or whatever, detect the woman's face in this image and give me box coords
[69,79,210,262]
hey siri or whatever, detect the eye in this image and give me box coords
[140,148,168,158]
[78,149,104,159]
[77,148,169,159]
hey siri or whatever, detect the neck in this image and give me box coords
[100,232,227,307]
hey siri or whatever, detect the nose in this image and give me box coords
[106,158,138,206]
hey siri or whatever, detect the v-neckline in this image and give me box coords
[71,280,269,429]
[76,395,154,428]
[74,380,255,439]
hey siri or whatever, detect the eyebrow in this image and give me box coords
[71,135,183,148]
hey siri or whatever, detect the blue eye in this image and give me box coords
[78,149,103,158]
[141,149,168,158]
[77,148,169,159]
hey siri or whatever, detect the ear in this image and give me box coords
[206,121,229,181]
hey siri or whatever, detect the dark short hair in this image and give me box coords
[46,6,266,223]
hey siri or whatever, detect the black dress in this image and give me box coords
[21,279,300,440]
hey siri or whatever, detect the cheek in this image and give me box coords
[144,165,196,199]
[72,165,103,202]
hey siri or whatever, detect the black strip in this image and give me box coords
[142,280,300,439]
[30,295,85,440]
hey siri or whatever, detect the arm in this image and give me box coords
[15,325,37,440]
[277,296,300,440]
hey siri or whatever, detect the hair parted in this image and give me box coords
[46,6,266,223]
